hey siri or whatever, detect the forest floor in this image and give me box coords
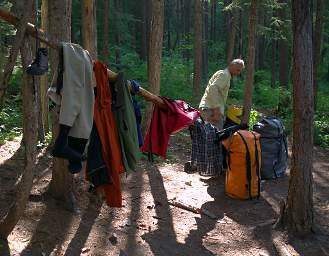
[1,131,329,256]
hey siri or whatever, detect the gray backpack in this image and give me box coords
[253,117,288,179]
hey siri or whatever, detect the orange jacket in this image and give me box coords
[93,61,124,207]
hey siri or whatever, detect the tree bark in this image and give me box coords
[0,2,33,107]
[144,0,164,130]
[183,0,191,60]
[210,0,216,41]
[278,0,289,87]
[165,0,172,52]
[238,8,243,58]
[193,0,202,99]
[313,0,325,109]
[271,39,277,88]
[0,0,37,240]
[148,0,164,94]
[48,0,77,212]
[101,0,109,65]
[114,0,121,66]
[223,0,230,39]
[0,37,38,240]
[202,0,209,80]
[227,8,238,64]
[140,0,148,60]
[256,7,265,69]
[82,0,97,59]
[39,0,49,135]
[282,0,314,237]
[173,0,182,50]
[241,0,258,124]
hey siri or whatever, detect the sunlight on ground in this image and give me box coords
[0,136,22,165]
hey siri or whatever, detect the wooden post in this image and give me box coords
[0,7,167,109]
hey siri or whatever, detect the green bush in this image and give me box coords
[0,103,22,145]
[314,114,329,148]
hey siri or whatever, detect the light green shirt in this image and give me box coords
[199,68,231,115]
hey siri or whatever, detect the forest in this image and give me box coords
[0,0,328,255]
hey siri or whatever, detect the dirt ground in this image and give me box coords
[0,131,329,256]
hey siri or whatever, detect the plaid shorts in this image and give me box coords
[190,118,223,177]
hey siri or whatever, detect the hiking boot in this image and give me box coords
[26,48,48,76]
[184,161,197,173]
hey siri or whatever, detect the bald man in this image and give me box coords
[199,59,245,130]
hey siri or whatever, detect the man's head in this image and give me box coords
[228,59,245,76]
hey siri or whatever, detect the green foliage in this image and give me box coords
[160,55,196,106]
[228,70,280,110]
[0,66,23,145]
[314,114,329,148]
[0,102,22,145]
[248,109,260,128]
[253,70,279,109]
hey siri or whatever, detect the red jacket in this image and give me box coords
[141,97,200,158]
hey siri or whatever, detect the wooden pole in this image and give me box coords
[0,7,167,109]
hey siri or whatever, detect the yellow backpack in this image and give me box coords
[222,130,261,200]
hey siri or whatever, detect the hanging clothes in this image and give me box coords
[86,124,112,187]
[141,97,200,159]
[59,42,95,139]
[132,95,143,147]
[130,80,143,147]
[67,136,88,174]
[92,61,124,207]
[111,73,140,173]
[50,43,94,167]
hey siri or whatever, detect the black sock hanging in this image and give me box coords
[51,124,83,162]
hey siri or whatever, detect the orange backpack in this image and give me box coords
[222,130,261,200]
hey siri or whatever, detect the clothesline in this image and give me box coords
[0,7,167,110]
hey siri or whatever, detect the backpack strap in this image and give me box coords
[226,134,234,171]
[252,132,261,198]
[273,119,288,178]
[237,131,252,199]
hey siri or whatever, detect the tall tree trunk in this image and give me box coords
[0,1,36,241]
[114,0,121,66]
[210,0,216,41]
[82,0,97,59]
[278,0,289,87]
[223,0,230,38]
[101,0,109,65]
[183,0,191,60]
[271,39,277,88]
[0,2,32,107]
[282,0,314,237]
[173,0,182,50]
[227,9,238,64]
[256,7,265,69]
[48,0,76,212]
[241,0,258,124]
[144,0,164,130]
[202,0,208,80]
[40,0,49,135]
[193,0,202,99]
[140,0,148,60]
[238,8,243,58]
[166,0,172,52]
[313,0,325,109]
